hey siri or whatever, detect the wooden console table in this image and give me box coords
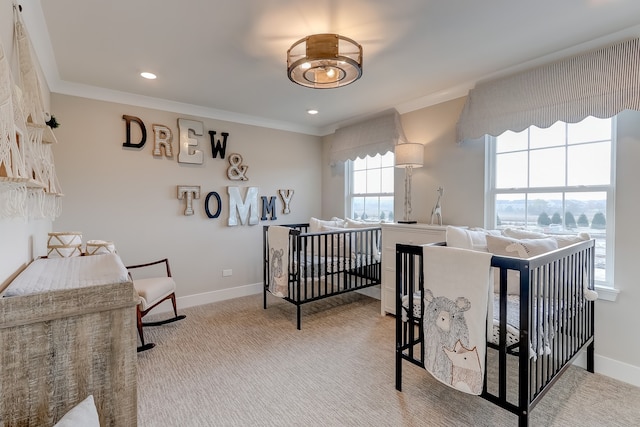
[0,254,138,426]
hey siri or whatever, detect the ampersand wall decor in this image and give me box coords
[227,153,248,181]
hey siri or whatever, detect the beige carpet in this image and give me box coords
[137,293,639,426]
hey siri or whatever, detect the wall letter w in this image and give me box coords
[209,131,229,159]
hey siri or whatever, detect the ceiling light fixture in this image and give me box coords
[140,72,157,80]
[307,109,319,115]
[287,34,362,89]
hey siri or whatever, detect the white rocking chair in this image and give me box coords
[126,258,186,352]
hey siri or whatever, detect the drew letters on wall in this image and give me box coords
[122,115,231,164]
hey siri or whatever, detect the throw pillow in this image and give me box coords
[506,238,558,258]
[344,218,381,258]
[446,226,490,252]
[486,234,558,258]
[552,232,590,248]
[321,225,355,258]
[486,235,557,295]
[502,228,590,249]
[502,227,548,240]
[309,217,345,233]
[344,218,381,228]
[54,395,100,427]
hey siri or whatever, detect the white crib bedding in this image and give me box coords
[3,254,130,297]
[293,253,378,278]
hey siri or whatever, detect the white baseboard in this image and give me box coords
[151,283,640,388]
[151,282,263,314]
[573,351,640,388]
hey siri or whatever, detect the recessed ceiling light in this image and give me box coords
[307,109,319,115]
[140,72,157,80]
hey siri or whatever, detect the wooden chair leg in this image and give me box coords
[170,293,178,318]
[137,307,155,352]
[140,293,186,327]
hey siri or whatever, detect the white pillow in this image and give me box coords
[321,225,355,258]
[506,237,558,258]
[486,235,559,295]
[309,217,345,233]
[487,234,558,258]
[552,232,590,248]
[502,227,548,239]
[445,226,490,252]
[502,228,590,249]
[344,218,381,228]
[344,218,381,258]
[54,395,100,427]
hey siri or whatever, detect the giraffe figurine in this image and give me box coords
[430,187,444,226]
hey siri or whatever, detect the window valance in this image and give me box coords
[457,38,640,142]
[329,109,406,164]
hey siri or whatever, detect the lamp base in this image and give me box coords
[397,220,417,224]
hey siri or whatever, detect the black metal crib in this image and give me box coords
[395,239,596,427]
[263,223,381,329]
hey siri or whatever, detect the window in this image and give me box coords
[486,116,615,287]
[346,152,394,221]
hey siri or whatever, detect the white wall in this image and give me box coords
[50,94,322,305]
[322,97,485,226]
[602,109,640,378]
[399,98,485,227]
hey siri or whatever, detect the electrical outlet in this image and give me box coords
[222,269,232,277]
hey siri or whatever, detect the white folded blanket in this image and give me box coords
[268,226,291,298]
[422,245,493,395]
[3,254,130,297]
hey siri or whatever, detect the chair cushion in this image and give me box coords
[134,276,176,311]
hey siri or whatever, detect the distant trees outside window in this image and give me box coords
[346,152,394,221]
[487,116,615,285]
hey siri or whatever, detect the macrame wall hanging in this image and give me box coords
[0,5,63,221]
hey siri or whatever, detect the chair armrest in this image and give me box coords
[126,258,172,277]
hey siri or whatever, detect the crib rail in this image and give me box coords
[395,239,596,427]
[514,240,596,412]
[294,227,380,298]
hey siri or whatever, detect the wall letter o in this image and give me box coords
[205,192,222,218]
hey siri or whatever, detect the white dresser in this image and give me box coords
[380,223,446,315]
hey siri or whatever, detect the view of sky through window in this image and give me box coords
[349,152,394,221]
[492,116,613,283]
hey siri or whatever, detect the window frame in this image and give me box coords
[484,117,617,298]
[345,151,395,221]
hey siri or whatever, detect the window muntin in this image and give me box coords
[347,152,394,221]
[489,117,614,286]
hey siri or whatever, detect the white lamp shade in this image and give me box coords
[395,143,424,168]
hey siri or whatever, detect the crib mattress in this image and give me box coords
[3,254,130,297]
[294,253,378,277]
